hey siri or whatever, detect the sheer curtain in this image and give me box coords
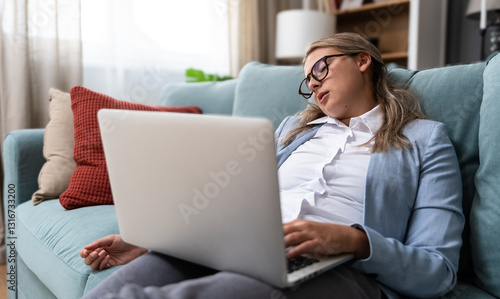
[0,0,82,264]
[81,0,230,106]
[228,0,293,77]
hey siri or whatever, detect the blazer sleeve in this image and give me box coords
[352,122,465,298]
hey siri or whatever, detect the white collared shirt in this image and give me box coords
[278,105,383,225]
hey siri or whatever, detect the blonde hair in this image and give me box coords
[281,32,426,153]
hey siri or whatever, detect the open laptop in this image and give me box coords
[98,109,354,288]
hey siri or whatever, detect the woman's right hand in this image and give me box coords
[283,219,370,260]
[80,234,148,270]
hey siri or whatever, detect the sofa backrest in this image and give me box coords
[469,53,500,297]
[230,62,308,128]
[161,62,308,128]
[388,53,500,298]
[160,79,237,115]
[388,58,486,283]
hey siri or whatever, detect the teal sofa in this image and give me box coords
[3,53,500,298]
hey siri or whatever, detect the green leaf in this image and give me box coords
[185,68,233,83]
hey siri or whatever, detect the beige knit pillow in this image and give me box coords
[32,88,76,204]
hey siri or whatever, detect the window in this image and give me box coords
[82,0,230,105]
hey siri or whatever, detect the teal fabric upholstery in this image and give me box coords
[3,129,45,299]
[17,257,56,299]
[16,200,120,298]
[160,79,237,115]
[3,129,122,298]
[443,282,497,298]
[3,129,45,207]
[232,62,308,128]
[471,53,500,297]
[388,60,487,282]
[84,266,122,294]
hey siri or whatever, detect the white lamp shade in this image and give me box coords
[466,0,500,19]
[276,10,336,60]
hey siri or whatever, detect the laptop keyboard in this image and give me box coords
[287,256,320,273]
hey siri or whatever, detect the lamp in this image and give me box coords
[466,0,500,59]
[275,1,335,62]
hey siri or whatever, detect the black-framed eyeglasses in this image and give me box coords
[298,52,361,99]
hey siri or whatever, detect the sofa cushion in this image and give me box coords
[59,86,202,210]
[18,257,58,299]
[160,79,237,115]
[387,60,487,281]
[449,282,497,298]
[16,200,122,298]
[232,62,308,129]
[470,52,500,297]
[32,89,76,204]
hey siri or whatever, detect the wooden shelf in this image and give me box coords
[381,51,408,60]
[335,0,410,16]
[327,0,447,70]
[334,0,410,66]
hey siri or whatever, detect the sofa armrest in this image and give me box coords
[3,129,45,208]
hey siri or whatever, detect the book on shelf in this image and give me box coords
[339,0,364,10]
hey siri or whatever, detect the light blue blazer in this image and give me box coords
[275,116,465,298]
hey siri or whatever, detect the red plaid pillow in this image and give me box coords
[59,86,202,210]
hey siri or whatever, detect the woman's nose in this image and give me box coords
[308,77,321,92]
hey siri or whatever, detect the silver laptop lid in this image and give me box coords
[98,109,290,287]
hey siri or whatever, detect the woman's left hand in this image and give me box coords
[283,219,370,260]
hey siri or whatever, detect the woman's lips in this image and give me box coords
[318,92,329,104]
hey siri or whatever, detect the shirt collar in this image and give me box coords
[307,105,384,134]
